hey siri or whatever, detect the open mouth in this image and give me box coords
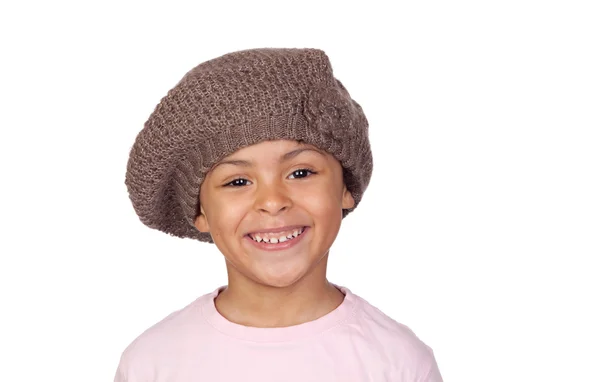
[245,226,308,249]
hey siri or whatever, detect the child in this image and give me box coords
[116,48,443,381]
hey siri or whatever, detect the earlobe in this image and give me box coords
[341,187,355,209]
[194,207,210,232]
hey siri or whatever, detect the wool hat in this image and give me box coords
[125,48,373,243]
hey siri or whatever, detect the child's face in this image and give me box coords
[194,139,355,288]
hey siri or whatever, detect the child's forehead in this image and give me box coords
[206,140,333,174]
[221,139,325,160]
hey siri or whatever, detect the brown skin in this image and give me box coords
[194,139,355,328]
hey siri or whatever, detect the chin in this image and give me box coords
[251,265,311,289]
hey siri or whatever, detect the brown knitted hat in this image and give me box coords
[125,48,373,243]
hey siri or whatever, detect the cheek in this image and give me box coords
[295,183,343,217]
[206,195,249,235]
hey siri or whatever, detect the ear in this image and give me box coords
[194,205,210,232]
[341,186,355,209]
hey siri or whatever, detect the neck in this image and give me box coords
[215,254,344,328]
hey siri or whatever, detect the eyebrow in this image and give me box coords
[214,147,325,169]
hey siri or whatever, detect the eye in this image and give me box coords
[225,178,251,187]
[289,169,315,179]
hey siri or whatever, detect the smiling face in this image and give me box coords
[194,139,355,289]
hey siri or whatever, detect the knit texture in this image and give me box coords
[125,48,373,242]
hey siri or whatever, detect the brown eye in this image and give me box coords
[225,178,250,187]
[289,169,315,179]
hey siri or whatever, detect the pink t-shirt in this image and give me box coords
[114,285,443,381]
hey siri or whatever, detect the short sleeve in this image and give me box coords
[113,352,141,382]
[420,358,443,382]
[113,361,129,382]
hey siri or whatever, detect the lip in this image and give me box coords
[245,226,309,251]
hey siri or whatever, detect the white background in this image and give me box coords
[1,1,598,381]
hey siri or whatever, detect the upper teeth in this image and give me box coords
[250,228,304,243]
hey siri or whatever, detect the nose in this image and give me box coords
[253,180,292,215]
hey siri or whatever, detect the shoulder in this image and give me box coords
[347,289,434,356]
[113,290,215,381]
[342,288,441,380]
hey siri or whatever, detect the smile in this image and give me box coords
[245,227,308,250]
